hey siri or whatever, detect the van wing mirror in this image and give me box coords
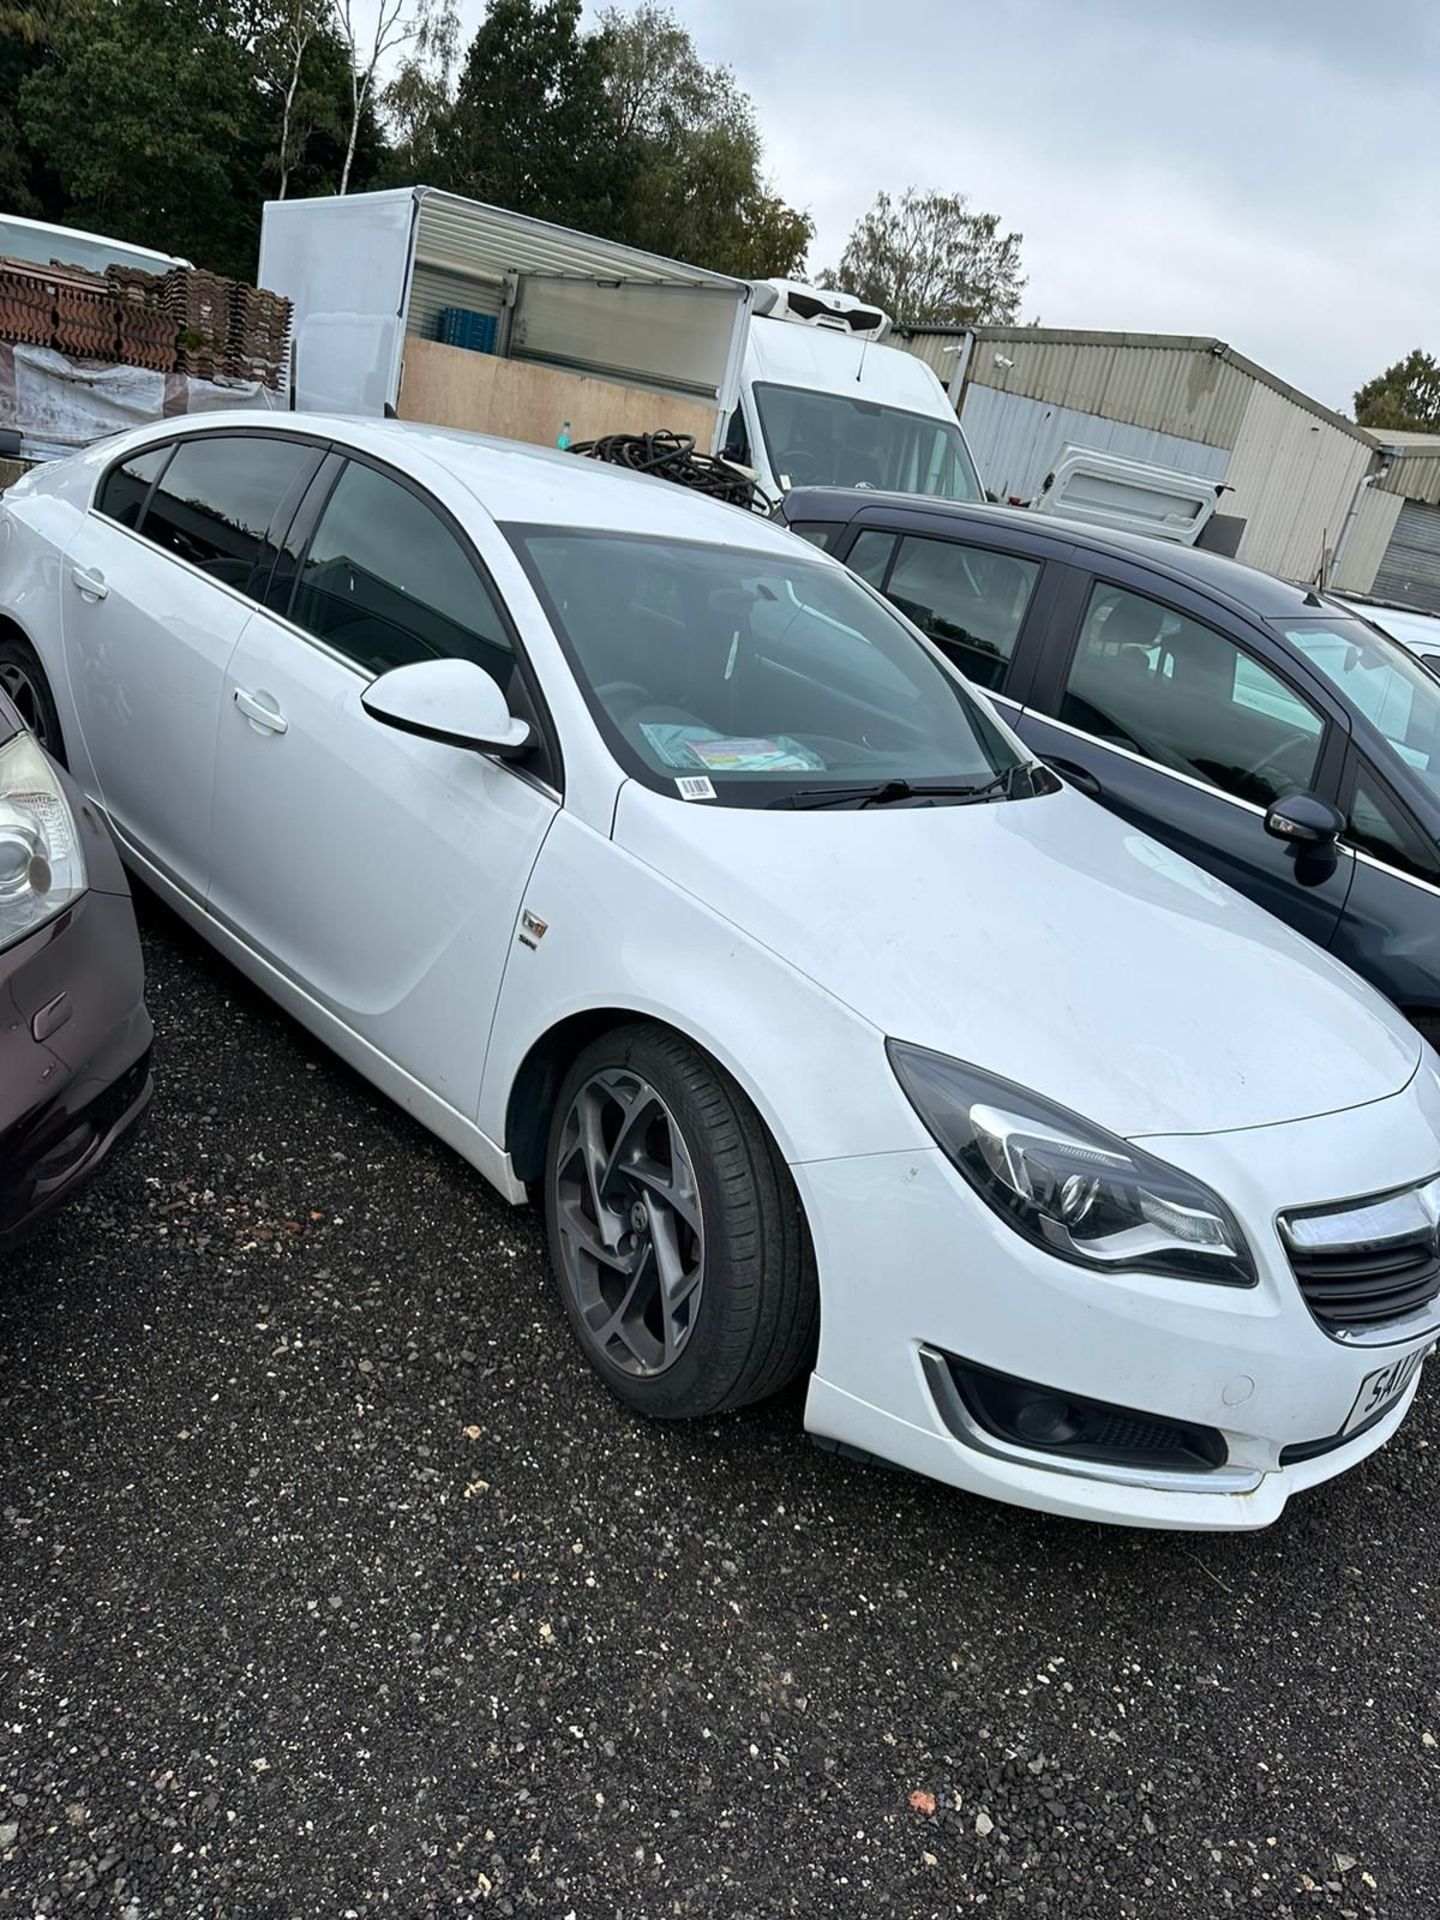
[1264,792,1344,849]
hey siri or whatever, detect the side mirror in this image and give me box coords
[1264,791,1344,849]
[361,660,531,758]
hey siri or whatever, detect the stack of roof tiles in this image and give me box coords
[164,267,231,379]
[50,262,115,359]
[0,255,292,387]
[107,265,178,372]
[227,283,290,390]
[0,259,55,347]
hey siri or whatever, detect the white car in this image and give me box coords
[1329,592,1440,677]
[3,414,1438,1531]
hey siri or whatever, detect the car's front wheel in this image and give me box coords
[544,1023,817,1418]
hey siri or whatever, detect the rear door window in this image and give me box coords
[1348,767,1440,887]
[96,444,171,530]
[1060,583,1325,808]
[142,435,320,596]
[883,535,1041,691]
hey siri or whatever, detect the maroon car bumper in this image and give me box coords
[1,807,153,1254]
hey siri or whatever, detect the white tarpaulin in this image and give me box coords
[0,343,281,457]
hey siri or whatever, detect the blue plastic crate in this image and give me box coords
[436,307,498,355]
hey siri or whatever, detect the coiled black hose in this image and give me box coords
[567,430,770,514]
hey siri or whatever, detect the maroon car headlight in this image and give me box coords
[0,732,86,952]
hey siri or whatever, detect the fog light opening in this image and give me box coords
[924,1349,1228,1474]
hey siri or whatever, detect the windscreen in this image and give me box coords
[1283,617,1440,790]
[752,383,980,501]
[507,528,1028,807]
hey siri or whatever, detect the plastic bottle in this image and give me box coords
[557,420,572,451]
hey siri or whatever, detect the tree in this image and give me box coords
[1354,351,1440,435]
[598,4,810,278]
[331,0,454,195]
[21,0,272,278]
[822,186,1024,327]
[438,0,625,231]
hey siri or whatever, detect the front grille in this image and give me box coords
[1282,1175,1440,1335]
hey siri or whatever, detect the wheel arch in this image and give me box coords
[503,1005,803,1196]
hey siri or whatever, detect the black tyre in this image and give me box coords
[0,634,64,764]
[544,1022,818,1418]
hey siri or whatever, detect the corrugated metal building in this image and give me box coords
[897,325,1427,598]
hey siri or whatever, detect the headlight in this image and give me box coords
[887,1041,1256,1287]
[0,730,86,953]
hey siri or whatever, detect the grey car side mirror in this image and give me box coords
[361,659,532,758]
[1264,791,1345,849]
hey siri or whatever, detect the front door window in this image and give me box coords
[1060,584,1324,809]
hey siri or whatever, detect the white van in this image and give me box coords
[0,213,190,278]
[721,280,983,504]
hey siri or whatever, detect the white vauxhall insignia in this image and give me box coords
[3,412,1438,1529]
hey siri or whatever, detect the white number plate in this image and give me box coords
[1343,1347,1426,1437]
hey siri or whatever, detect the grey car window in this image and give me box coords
[1061,584,1324,809]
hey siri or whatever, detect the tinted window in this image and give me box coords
[788,521,841,554]
[97,445,170,530]
[884,536,1040,691]
[292,462,513,686]
[847,529,896,586]
[1349,771,1440,887]
[145,436,316,593]
[1061,584,1324,808]
[509,528,1030,807]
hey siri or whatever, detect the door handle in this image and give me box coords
[69,564,108,601]
[1045,755,1102,798]
[233,687,288,735]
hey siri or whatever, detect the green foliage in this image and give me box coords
[435,0,627,231]
[1354,351,1440,435]
[823,186,1025,327]
[598,3,811,277]
[3,0,808,290]
[21,0,268,276]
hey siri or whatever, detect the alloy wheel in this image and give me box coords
[552,1068,705,1377]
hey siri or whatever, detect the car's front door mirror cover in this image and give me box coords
[1265,791,1345,848]
[361,659,531,757]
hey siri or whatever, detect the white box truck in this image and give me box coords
[257,188,982,506]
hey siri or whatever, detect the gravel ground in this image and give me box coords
[3,894,1440,1920]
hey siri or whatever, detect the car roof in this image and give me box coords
[107,410,802,554]
[781,485,1327,621]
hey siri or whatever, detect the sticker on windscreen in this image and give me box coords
[676,775,717,802]
[641,722,823,774]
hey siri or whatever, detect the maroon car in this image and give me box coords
[0,683,151,1251]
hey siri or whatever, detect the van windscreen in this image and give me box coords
[752,383,980,502]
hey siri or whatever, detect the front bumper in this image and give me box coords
[1,887,153,1253]
[795,1067,1440,1530]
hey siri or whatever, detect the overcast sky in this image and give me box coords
[440,0,1438,413]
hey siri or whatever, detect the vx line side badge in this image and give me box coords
[518,908,549,951]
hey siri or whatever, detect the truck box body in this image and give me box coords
[258,189,982,505]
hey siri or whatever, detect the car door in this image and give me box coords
[1329,752,1440,1028]
[206,450,559,1117]
[828,515,1068,704]
[61,431,323,897]
[1014,567,1355,949]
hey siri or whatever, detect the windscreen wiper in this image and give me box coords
[773,768,1019,811]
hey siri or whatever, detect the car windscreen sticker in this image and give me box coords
[675,775,717,802]
[640,722,824,774]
